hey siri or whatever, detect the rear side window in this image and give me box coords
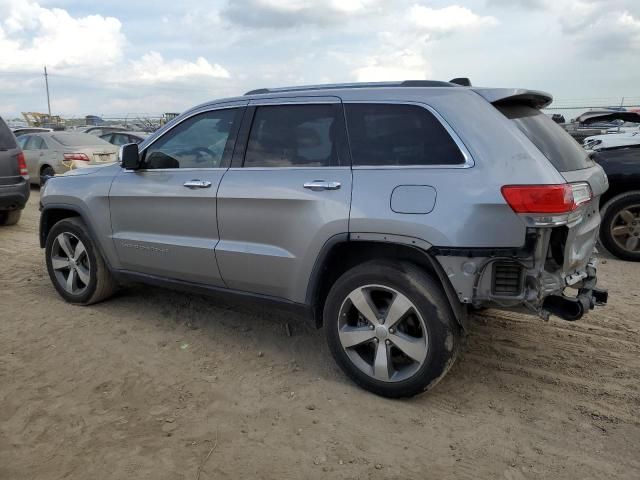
[345,104,465,166]
[0,117,16,150]
[496,104,593,172]
[244,104,340,168]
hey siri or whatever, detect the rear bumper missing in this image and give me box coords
[541,266,607,321]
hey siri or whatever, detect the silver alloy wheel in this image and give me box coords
[50,232,91,295]
[610,204,640,253]
[337,284,428,382]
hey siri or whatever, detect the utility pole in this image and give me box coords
[44,65,52,119]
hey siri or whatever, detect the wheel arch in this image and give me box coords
[306,236,468,331]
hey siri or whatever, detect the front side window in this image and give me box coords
[244,104,340,168]
[345,103,465,166]
[143,108,239,169]
[110,133,131,146]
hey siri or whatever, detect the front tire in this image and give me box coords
[45,217,117,304]
[324,260,461,398]
[600,191,640,262]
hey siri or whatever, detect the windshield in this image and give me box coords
[51,133,110,147]
[496,104,594,172]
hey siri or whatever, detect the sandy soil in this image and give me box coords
[1,189,639,480]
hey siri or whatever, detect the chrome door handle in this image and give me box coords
[303,180,341,191]
[183,180,212,188]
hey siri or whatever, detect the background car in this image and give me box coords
[0,116,29,225]
[593,145,640,261]
[11,127,53,137]
[99,131,148,146]
[583,128,640,151]
[16,132,118,185]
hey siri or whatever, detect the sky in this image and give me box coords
[0,0,639,119]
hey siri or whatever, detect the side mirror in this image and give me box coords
[120,143,141,170]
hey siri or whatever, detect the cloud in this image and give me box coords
[352,50,431,82]
[410,5,499,32]
[485,0,545,9]
[0,0,232,89]
[128,52,230,84]
[0,0,125,72]
[220,0,379,28]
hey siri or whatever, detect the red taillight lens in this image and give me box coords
[17,151,28,176]
[501,184,591,214]
[63,153,90,161]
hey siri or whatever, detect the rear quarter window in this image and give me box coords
[0,116,17,150]
[496,104,594,172]
[344,103,465,166]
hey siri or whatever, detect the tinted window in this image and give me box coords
[110,133,131,146]
[0,116,16,150]
[244,104,339,168]
[345,104,465,166]
[143,108,239,169]
[17,135,30,149]
[25,136,46,150]
[496,104,593,172]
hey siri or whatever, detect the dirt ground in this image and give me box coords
[1,188,639,480]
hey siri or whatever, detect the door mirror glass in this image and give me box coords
[120,143,141,170]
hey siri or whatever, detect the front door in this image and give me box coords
[109,105,244,285]
[216,98,352,302]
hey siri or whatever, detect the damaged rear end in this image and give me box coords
[440,90,609,321]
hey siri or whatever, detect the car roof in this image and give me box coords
[183,81,552,115]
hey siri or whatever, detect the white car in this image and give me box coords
[583,128,640,151]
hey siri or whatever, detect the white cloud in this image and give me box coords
[352,50,431,82]
[128,52,230,84]
[221,0,380,27]
[0,0,125,71]
[410,5,499,32]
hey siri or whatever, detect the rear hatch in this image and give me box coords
[0,117,22,186]
[493,101,608,274]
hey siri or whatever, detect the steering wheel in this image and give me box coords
[188,146,216,158]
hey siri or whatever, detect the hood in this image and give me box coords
[61,162,118,177]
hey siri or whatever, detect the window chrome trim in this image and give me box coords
[227,166,351,171]
[121,167,229,173]
[343,100,475,170]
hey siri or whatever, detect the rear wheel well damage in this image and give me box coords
[307,240,468,330]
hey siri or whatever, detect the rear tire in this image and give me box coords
[0,210,21,226]
[600,191,640,262]
[324,260,461,398]
[40,166,55,187]
[45,217,117,304]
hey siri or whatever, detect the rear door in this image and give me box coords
[109,104,245,285]
[215,97,352,302]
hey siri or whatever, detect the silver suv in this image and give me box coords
[39,80,608,397]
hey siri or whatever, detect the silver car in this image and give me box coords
[39,80,608,397]
[17,132,118,185]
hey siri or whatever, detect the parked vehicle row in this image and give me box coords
[16,132,118,185]
[38,80,608,397]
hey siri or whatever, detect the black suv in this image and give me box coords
[0,116,29,225]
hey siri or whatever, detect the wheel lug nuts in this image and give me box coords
[385,339,390,345]
[389,328,394,334]
[369,325,374,330]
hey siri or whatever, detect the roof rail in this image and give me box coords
[243,80,458,96]
[450,77,472,87]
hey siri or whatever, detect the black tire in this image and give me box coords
[324,260,461,398]
[40,166,55,187]
[45,217,117,304]
[600,191,640,262]
[0,210,21,226]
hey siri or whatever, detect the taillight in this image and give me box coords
[63,153,90,161]
[501,183,592,214]
[17,151,28,176]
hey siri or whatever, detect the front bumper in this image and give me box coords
[0,177,30,211]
